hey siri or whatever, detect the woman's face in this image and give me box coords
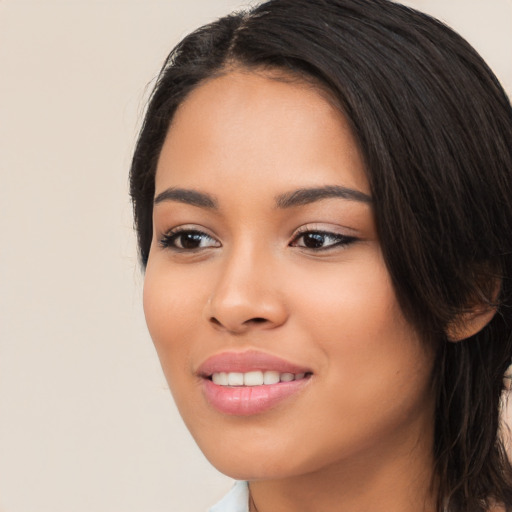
[144,70,436,480]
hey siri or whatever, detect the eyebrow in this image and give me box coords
[275,185,372,208]
[154,188,218,209]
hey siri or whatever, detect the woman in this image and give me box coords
[130,0,512,510]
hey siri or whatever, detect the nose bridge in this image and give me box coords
[206,237,287,332]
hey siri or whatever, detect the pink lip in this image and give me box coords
[197,350,311,376]
[197,350,312,416]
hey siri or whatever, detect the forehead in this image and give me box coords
[156,70,369,196]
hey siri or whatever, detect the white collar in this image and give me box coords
[208,481,249,512]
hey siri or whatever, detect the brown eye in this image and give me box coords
[159,230,220,250]
[291,231,357,250]
[176,232,207,249]
[302,233,327,249]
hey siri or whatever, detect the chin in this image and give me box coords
[193,436,286,480]
[197,435,319,482]
[209,457,297,482]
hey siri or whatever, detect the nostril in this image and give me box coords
[209,316,268,329]
[207,307,281,333]
[246,317,267,324]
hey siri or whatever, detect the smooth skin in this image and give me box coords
[143,70,438,512]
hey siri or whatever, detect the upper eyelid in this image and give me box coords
[291,223,359,238]
[161,224,218,237]
[159,224,218,239]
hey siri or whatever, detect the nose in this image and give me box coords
[204,246,288,334]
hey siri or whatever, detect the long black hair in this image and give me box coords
[130,0,512,510]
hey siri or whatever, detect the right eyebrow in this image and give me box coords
[275,185,372,208]
[153,187,218,209]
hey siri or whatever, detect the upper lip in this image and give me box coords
[197,350,312,377]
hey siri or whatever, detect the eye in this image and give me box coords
[290,230,357,250]
[159,228,220,251]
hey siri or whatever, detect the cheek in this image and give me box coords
[142,260,207,379]
[281,259,433,465]
[288,251,429,393]
[290,251,400,343]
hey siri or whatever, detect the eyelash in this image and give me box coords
[158,228,357,252]
[159,228,220,251]
[290,229,357,251]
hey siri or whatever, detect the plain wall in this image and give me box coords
[0,1,511,511]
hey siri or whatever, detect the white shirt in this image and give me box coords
[208,481,249,512]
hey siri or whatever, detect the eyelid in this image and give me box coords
[292,223,358,238]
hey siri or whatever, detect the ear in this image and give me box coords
[445,305,497,342]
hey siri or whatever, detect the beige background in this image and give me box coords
[0,1,511,511]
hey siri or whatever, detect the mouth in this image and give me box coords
[198,351,313,415]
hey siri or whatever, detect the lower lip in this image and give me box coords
[202,377,310,416]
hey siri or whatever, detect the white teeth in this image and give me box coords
[244,371,264,386]
[211,371,307,387]
[228,372,244,386]
[263,370,280,385]
[212,372,228,385]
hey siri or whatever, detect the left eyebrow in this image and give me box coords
[275,185,372,208]
[153,187,218,209]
